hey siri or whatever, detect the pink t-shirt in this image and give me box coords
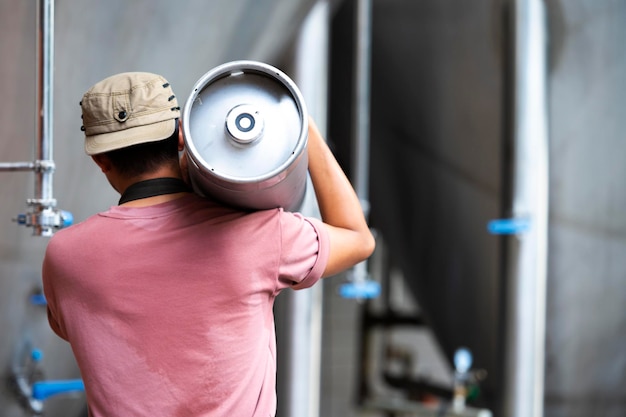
[42,194,329,417]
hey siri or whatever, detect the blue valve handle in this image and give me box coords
[487,217,531,235]
[339,280,381,299]
[32,379,84,401]
[61,210,74,228]
[30,293,47,306]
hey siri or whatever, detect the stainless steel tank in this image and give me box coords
[182,60,309,211]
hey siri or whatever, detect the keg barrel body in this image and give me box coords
[182,61,309,212]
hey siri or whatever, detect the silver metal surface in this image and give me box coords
[503,1,549,417]
[0,162,37,172]
[352,0,372,207]
[183,60,309,211]
[543,2,626,416]
[2,0,70,238]
[0,0,64,237]
[35,0,55,207]
[274,4,329,417]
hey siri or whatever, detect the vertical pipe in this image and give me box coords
[503,1,549,416]
[348,0,373,290]
[35,0,54,204]
[352,0,372,208]
[277,2,329,416]
[0,0,69,236]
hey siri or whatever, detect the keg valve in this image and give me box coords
[226,104,264,144]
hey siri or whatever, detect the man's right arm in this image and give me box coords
[306,118,375,278]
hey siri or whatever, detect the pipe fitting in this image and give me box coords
[34,159,56,173]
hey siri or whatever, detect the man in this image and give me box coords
[42,72,374,416]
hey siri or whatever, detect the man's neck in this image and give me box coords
[117,166,181,193]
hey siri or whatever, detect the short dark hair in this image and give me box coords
[106,119,179,178]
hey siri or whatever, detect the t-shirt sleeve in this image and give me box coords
[42,238,69,341]
[276,211,330,291]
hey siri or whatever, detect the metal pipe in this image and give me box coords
[276,2,329,417]
[352,0,372,209]
[341,0,379,300]
[0,0,55,183]
[9,0,72,237]
[0,162,37,172]
[35,0,55,206]
[3,0,71,236]
[503,1,549,416]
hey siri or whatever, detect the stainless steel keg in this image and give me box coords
[182,61,309,211]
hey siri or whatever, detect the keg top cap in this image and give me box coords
[80,72,181,155]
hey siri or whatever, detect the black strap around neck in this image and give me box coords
[118,178,192,205]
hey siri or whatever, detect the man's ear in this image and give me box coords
[177,119,185,151]
[91,153,112,173]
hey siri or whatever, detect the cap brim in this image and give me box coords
[85,119,176,155]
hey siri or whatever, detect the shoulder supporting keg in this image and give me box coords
[182,60,309,212]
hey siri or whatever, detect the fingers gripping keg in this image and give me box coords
[182,61,309,211]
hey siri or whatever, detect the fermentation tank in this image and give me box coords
[329,1,626,416]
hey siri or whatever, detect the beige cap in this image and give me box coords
[80,72,181,155]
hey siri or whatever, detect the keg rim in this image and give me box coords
[182,60,308,184]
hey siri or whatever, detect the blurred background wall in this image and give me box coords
[1,1,625,416]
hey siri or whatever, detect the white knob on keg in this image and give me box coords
[225,104,264,144]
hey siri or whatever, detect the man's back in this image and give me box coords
[43,194,329,416]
